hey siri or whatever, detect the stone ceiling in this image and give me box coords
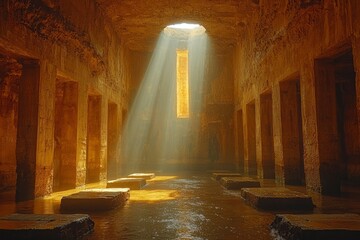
[96,0,259,53]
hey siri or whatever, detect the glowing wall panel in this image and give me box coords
[176,49,189,118]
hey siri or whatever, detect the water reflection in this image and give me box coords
[0,175,359,239]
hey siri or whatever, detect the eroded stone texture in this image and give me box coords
[241,187,314,210]
[0,0,130,199]
[0,213,94,240]
[0,55,21,193]
[96,0,258,52]
[220,177,260,190]
[234,0,360,195]
[271,214,360,240]
[107,178,146,190]
[60,188,130,212]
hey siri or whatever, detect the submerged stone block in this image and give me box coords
[220,177,260,190]
[107,178,147,190]
[241,187,314,210]
[0,213,94,240]
[128,173,155,180]
[271,214,360,240]
[212,173,242,181]
[60,188,130,212]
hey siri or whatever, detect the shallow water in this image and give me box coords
[85,175,275,240]
[0,174,359,240]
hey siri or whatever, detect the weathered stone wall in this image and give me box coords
[234,0,360,194]
[0,56,21,192]
[0,0,130,198]
[201,53,235,167]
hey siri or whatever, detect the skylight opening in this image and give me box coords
[167,23,201,30]
[164,23,206,38]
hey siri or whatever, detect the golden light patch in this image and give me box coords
[130,190,179,202]
[176,49,189,118]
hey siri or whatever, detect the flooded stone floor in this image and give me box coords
[0,173,359,240]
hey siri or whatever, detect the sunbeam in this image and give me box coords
[121,24,208,174]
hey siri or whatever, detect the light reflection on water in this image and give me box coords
[0,174,359,239]
[84,175,275,240]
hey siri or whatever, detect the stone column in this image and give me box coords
[273,79,304,185]
[353,38,360,166]
[255,96,263,178]
[246,102,257,176]
[76,80,87,187]
[86,95,102,183]
[99,96,107,182]
[236,109,245,173]
[280,80,303,185]
[107,102,119,180]
[53,80,78,191]
[16,60,39,201]
[301,60,321,193]
[272,83,284,185]
[16,60,56,200]
[259,92,275,179]
[35,60,56,197]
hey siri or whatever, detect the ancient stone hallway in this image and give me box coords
[1,1,360,239]
[0,173,359,239]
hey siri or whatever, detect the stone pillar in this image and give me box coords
[76,80,87,187]
[236,109,245,173]
[107,102,119,180]
[53,80,78,191]
[35,60,56,197]
[246,102,257,176]
[353,38,360,169]
[99,96,107,182]
[16,60,38,201]
[273,80,304,185]
[259,92,275,179]
[314,59,340,195]
[301,61,321,193]
[272,83,285,185]
[86,95,102,183]
[281,80,303,185]
[16,60,56,201]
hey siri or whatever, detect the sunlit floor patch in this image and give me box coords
[130,190,179,202]
[147,175,178,182]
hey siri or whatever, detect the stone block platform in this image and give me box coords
[61,188,130,212]
[271,214,360,240]
[212,172,242,181]
[128,173,155,180]
[241,187,314,210]
[107,177,147,190]
[0,213,94,240]
[220,177,260,190]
